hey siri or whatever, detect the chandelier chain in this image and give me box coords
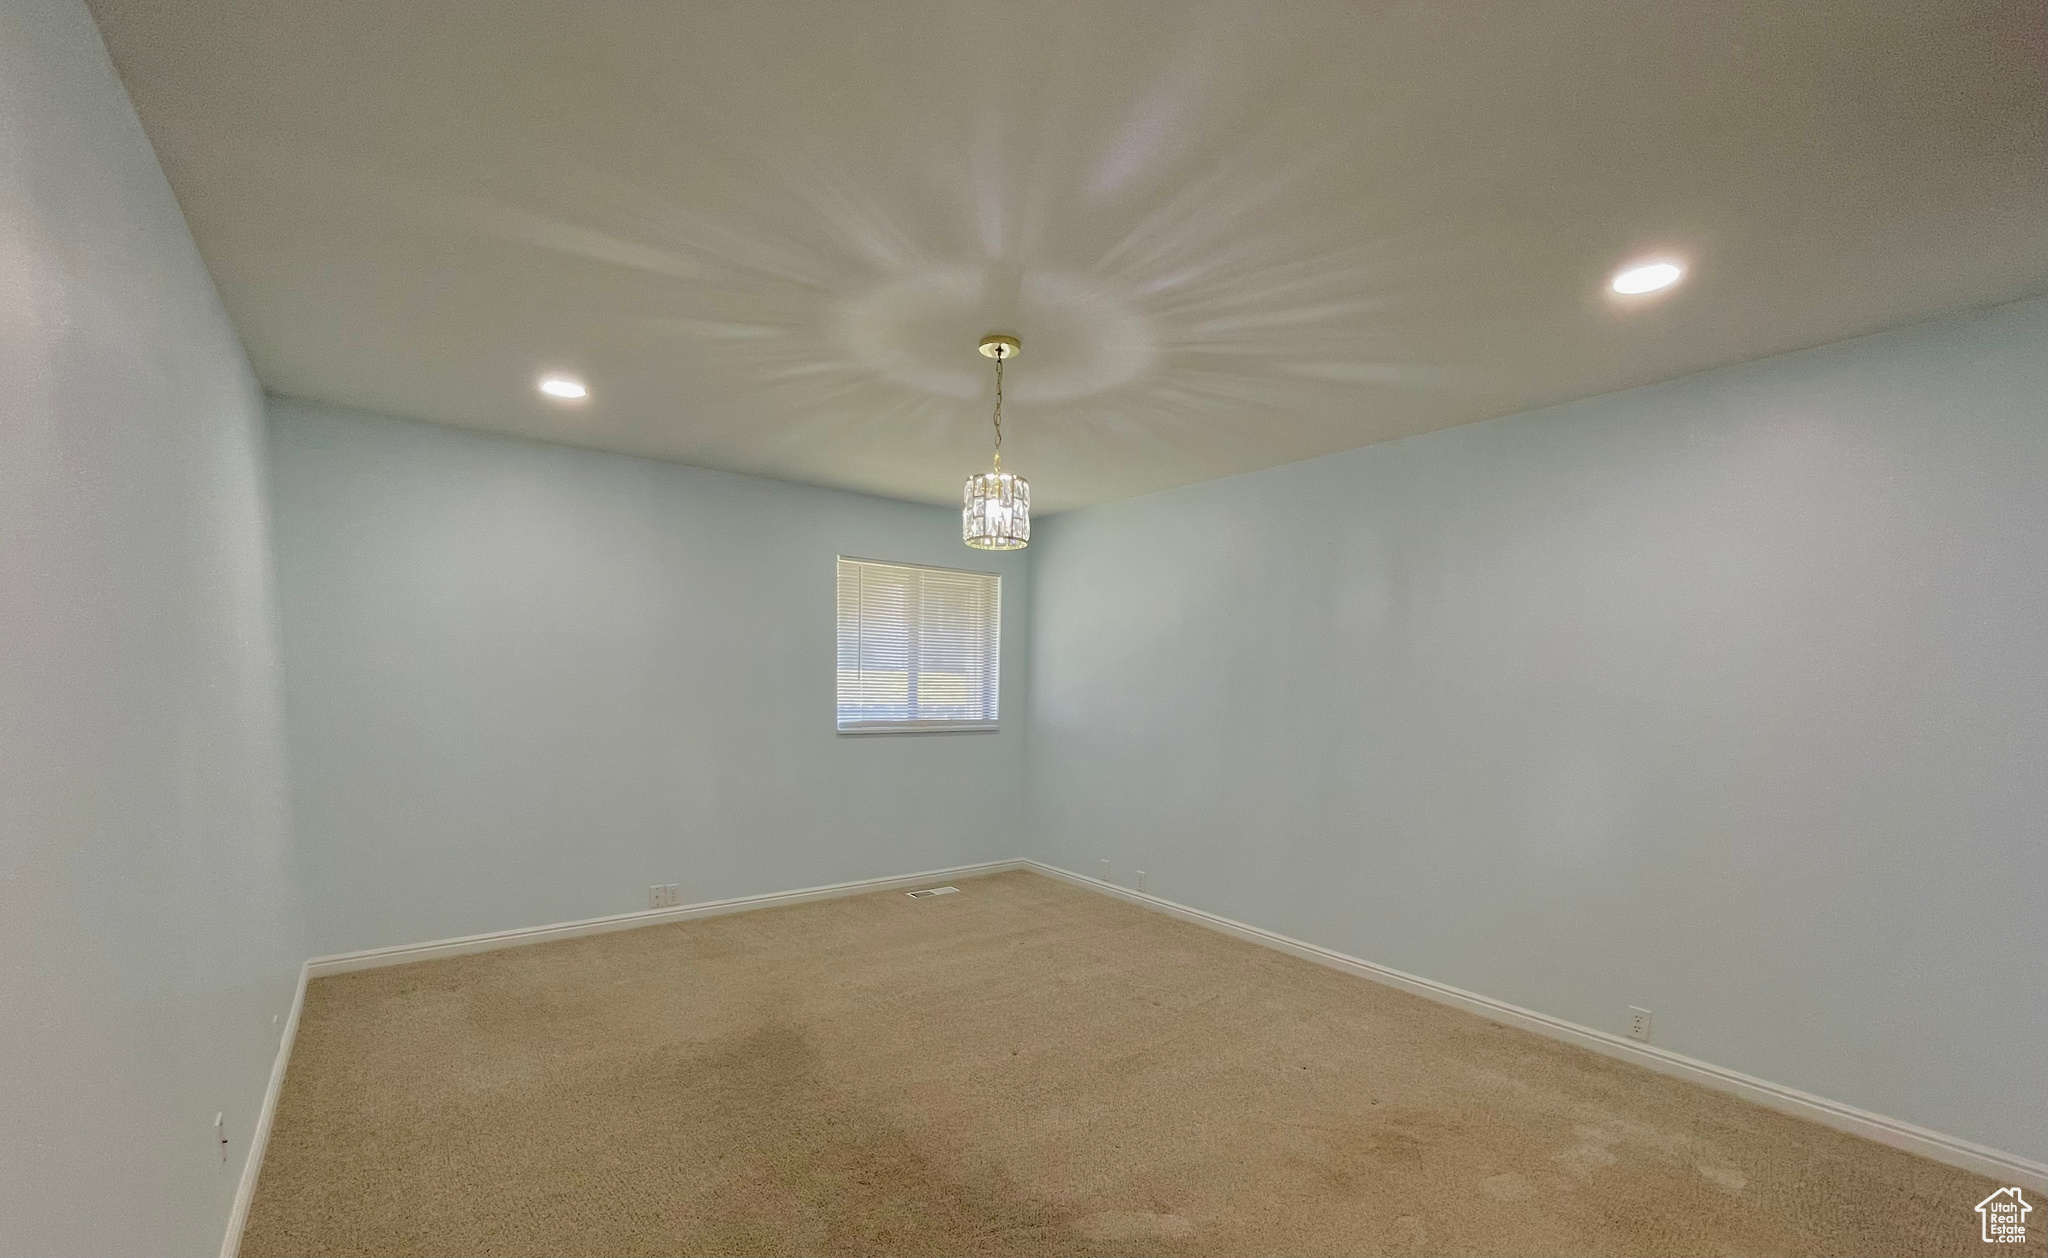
[992,353,1003,471]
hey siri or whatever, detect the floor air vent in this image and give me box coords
[906,886,960,899]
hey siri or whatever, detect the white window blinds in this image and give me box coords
[836,557,1000,732]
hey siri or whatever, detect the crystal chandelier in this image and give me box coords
[963,334,1030,550]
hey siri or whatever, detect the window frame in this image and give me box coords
[834,555,1002,736]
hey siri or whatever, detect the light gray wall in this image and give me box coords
[267,400,1029,955]
[1026,297,2048,1162]
[0,2,308,1255]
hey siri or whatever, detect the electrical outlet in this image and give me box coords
[214,1112,228,1162]
[1627,1007,1652,1041]
[1135,870,1148,892]
[648,884,679,909]
[1098,859,1112,882]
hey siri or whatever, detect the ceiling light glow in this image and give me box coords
[538,375,588,400]
[1611,260,1684,295]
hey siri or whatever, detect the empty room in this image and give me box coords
[4,1,2045,1255]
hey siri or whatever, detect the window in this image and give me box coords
[836,557,1000,732]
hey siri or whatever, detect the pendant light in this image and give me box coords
[963,334,1030,550]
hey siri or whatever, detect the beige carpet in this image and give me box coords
[244,871,2029,1257]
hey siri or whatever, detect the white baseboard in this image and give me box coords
[1022,859,2048,1193]
[221,961,309,1258]
[305,860,1027,977]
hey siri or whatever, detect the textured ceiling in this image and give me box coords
[91,0,2046,511]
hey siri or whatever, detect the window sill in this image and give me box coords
[836,722,1000,736]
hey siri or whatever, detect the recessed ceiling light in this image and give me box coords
[538,374,588,400]
[1610,260,1685,295]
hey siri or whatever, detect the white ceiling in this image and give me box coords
[91,0,2046,511]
